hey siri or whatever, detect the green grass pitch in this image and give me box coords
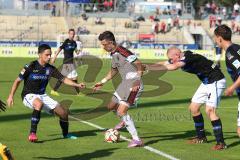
[0,57,239,160]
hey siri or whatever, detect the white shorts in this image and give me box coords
[61,63,78,79]
[23,93,59,114]
[191,78,226,108]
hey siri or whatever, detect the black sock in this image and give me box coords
[30,110,41,133]
[59,119,69,137]
[54,80,62,91]
[73,80,80,94]
[211,119,224,144]
[193,114,206,138]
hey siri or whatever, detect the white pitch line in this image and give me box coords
[69,116,180,160]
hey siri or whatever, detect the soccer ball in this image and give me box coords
[104,129,120,143]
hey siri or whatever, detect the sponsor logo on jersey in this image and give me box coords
[232,59,240,69]
[30,74,48,80]
[226,52,234,60]
[33,70,39,73]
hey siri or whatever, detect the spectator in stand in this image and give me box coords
[173,16,180,29]
[163,8,168,15]
[187,19,191,26]
[149,15,155,22]
[160,21,166,33]
[222,7,227,20]
[154,15,159,22]
[209,15,216,28]
[95,16,104,25]
[211,2,217,14]
[206,2,211,14]
[156,7,160,15]
[154,22,159,34]
[93,4,98,12]
[167,6,171,15]
[103,0,108,11]
[231,20,236,31]
[109,0,113,11]
[51,4,56,16]
[217,16,222,27]
[176,5,182,16]
[81,12,88,21]
[167,18,172,31]
[234,2,240,16]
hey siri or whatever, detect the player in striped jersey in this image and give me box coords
[93,31,144,147]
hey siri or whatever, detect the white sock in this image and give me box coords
[121,113,140,141]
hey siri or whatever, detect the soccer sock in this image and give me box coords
[59,119,69,137]
[54,80,62,91]
[211,119,224,144]
[121,113,140,141]
[30,110,41,133]
[193,114,206,138]
[238,102,240,126]
[73,80,80,94]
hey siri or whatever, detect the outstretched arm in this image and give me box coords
[93,68,118,91]
[51,47,62,64]
[146,61,185,71]
[63,78,85,89]
[225,76,240,96]
[7,78,22,107]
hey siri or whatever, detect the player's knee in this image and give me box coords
[32,101,43,111]
[117,107,127,117]
[54,106,68,119]
[189,106,199,115]
[205,107,216,118]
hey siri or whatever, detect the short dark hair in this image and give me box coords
[98,31,116,43]
[214,24,232,41]
[38,44,51,54]
[69,28,75,33]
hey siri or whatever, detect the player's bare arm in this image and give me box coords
[51,47,62,64]
[63,78,86,89]
[93,68,118,91]
[75,46,82,55]
[146,61,185,71]
[7,77,22,107]
[225,76,240,96]
[165,61,185,70]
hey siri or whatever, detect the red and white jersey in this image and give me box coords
[111,46,139,80]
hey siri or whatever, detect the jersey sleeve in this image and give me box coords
[118,46,137,63]
[126,54,137,63]
[180,51,192,65]
[74,41,77,50]
[228,52,240,74]
[50,67,65,81]
[18,64,31,80]
[60,40,67,50]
